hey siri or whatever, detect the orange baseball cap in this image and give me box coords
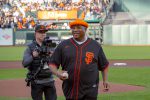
[69,19,88,28]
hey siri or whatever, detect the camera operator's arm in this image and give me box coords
[22,47,39,68]
[22,47,33,68]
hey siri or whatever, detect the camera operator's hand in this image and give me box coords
[32,51,39,57]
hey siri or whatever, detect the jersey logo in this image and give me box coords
[85,52,94,64]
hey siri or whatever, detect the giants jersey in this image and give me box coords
[50,38,109,99]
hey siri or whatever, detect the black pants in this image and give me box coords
[31,82,57,100]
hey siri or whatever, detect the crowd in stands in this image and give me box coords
[0,0,113,30]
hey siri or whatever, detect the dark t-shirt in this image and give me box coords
[50,38,109,99]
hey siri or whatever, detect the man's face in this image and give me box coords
[71,25,87,41]
[35,31,47,42]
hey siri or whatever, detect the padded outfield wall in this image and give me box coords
[1,25,150,46]
[0,26,100,46]
[103,25,150,45]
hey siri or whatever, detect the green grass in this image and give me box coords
[1,67,150,87]
[0,69,27,80]
[0,46,150,61]
[0,67,150,100]
[0,47,25,61]
[99,90,150,100]
[99,67,150,100]
[106,67,150,87]
[102,46,150,60]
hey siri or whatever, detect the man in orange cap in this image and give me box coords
[49,19,109,100]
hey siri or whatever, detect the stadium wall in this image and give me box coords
[0,29,14,46]
[1,25,150,46]
[104,24,150,45]
[14,29,71,46]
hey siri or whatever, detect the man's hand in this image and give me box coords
[32,51,39,57]
[103,81,110,92]
[57,71,69,81]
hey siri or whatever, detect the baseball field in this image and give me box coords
[0,46,150,100]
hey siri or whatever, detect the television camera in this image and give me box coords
[36,36,56,57]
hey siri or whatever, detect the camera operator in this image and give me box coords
[22,25,57,100]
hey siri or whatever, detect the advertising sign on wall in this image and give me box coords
[37,10,77,20]
[0,29,13,46]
